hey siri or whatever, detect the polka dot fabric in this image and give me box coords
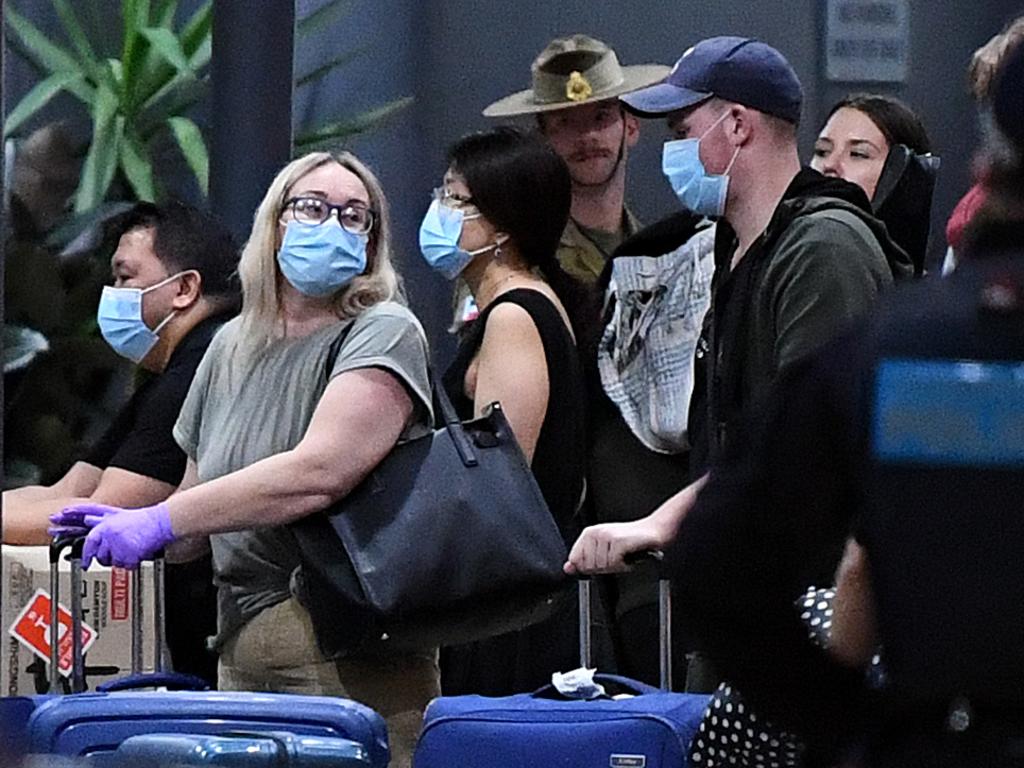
[687,684,802,767]
[687,587,835,767]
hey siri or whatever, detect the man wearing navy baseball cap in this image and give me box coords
[566,35,910,675]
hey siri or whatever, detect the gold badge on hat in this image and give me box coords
[566,71,593,102]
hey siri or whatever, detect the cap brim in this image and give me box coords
[620,82,711,117]
[483,64,670,117]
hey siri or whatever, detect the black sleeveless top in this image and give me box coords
[442,288,586,535]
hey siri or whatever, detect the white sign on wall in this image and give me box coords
[825,0,910,82]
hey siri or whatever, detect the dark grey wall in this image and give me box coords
[317,0,1022,364]
[6,0,1024,364]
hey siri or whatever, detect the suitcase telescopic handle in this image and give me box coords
[132,550,167,675]
[48,535,85,693]
[48,534,167,694]
[577,550,673,692]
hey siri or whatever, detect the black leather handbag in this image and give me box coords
[291,332,571,658]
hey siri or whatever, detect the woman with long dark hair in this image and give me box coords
[811,93,937,273]
[419,126,589,696]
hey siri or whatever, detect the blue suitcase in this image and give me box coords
[5,537,389,767]
[414,578,711,768]
[115,730,372,766]
[22,689,389,767]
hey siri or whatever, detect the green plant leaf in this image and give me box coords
[154,0,179,28]
[122,0,152,37]
[296,0,354,39]
[137,3,210,111]
[120,0,153,112]
[140,26,191,72]
[75,85,125,212]
[4,325,50,374]
[3,70,84,138]
[180,0,212,58]
[138,74,208,134]
[4,5,95,103]
[52,0,98,66]
[119,132,156,201]
[295,47,366,89]
[294,97,413,151]
[139,22,204,107]
[188,30,212,71]
[95,58,123,94]
[167,116,209,194]
[107,58,125,89]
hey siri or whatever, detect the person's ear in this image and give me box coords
[727,105,753,147]
[172,270,202,310]
[733,105,757,147]
[624,112,641,148]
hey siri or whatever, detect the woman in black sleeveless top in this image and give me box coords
[417,127,591,695]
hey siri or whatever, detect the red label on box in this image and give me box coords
[8,589,96,676]
[111,568,129,620]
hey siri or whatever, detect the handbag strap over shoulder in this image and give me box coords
[324,316,480,469]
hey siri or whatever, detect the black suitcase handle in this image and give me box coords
[48,534,167,694]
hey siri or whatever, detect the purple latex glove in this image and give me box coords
[49,503,122,539]
[60,502,176,570]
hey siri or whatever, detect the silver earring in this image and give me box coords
[494,245,503,259]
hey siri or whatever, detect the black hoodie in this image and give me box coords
[689,167,914,475]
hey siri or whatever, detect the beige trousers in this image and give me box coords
[218,597,440,768]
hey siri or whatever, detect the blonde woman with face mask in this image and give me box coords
[53,152,437,768]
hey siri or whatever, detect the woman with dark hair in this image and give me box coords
[812,93,930,197]
[419,126,588,696]
[811,94,938,273]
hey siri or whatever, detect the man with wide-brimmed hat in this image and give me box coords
[482,34,668,284]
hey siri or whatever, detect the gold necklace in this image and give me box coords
[479,271,527,307]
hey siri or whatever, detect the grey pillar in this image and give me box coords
[1,8,6,599]
[210,0,295,241]
[1,9,7,516]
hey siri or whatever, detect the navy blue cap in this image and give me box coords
[621,36,803,124]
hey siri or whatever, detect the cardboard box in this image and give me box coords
[3,545,155,695]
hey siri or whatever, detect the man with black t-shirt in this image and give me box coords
[3,202,239,686]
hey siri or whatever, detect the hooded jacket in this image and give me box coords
[689,168,914,473]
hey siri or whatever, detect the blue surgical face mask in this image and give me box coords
[662,110,740,218]
[418,199,502,280]
[277,220,368,297]
[97,273,185,363]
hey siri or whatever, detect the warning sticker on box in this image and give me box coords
[8,589,97,676]
[111,568,129,620]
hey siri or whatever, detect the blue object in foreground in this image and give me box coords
[115,731,371,766]
[20,690,388,768]
[873,357,1024,467]
[414,676,710,768]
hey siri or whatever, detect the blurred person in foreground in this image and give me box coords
[662,42,1024,766]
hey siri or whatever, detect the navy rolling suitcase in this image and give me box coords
[6,536,390,768]
[414,576,711,768]
[115,731,372,767]
[24,689,389,767]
